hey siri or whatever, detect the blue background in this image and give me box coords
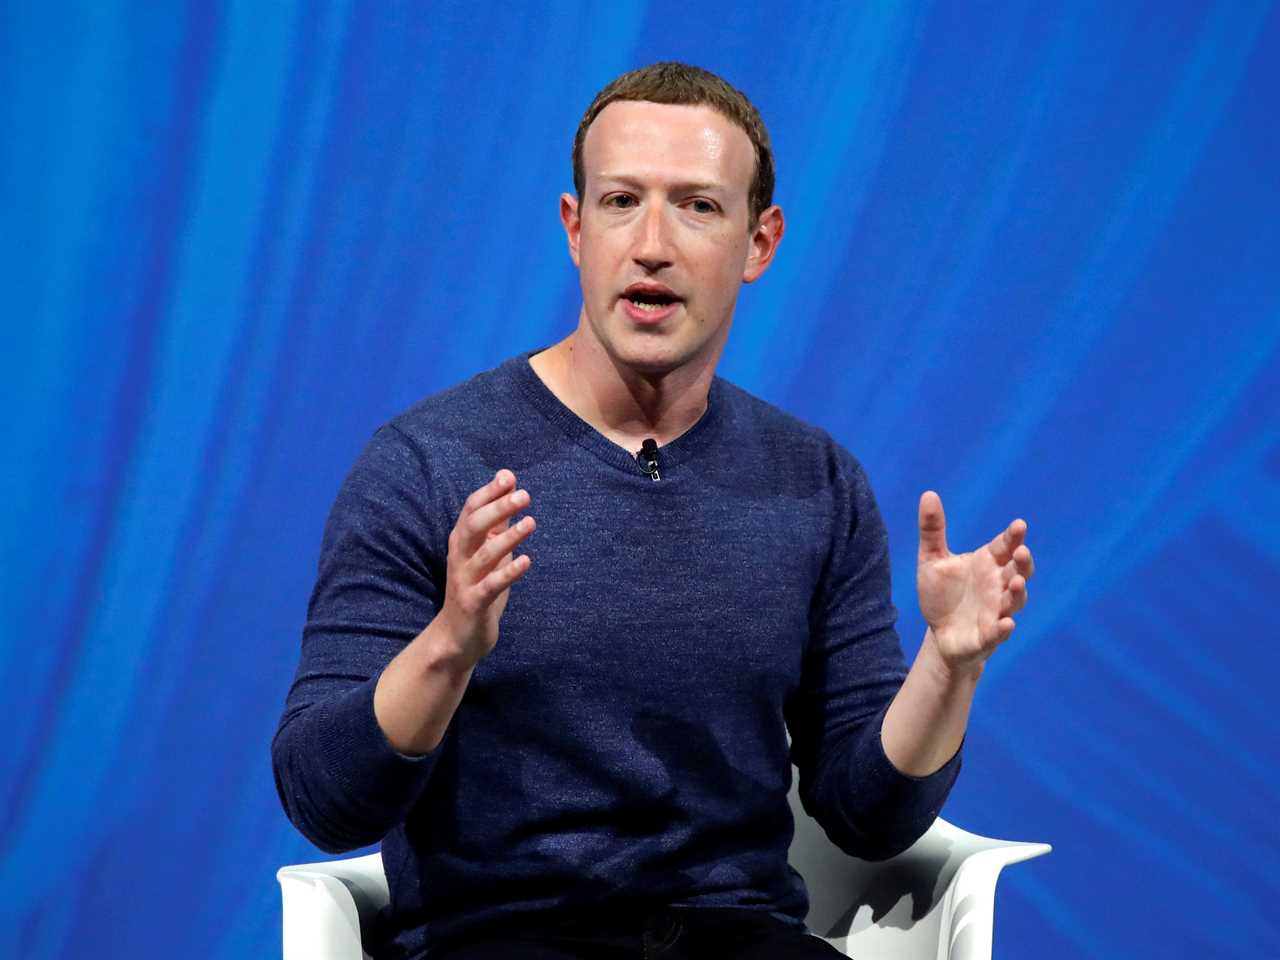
[2,2,1277,957]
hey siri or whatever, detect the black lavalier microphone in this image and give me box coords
[637,438,661,481]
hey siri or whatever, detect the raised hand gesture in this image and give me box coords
[915,490,1034,674]
[373,469,535,756]
[437,469,536,665]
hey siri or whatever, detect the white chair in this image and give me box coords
[278,790,1050,960]
[791,810,1051,958]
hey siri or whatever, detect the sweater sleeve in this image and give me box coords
[271,424,449,853]
[784,451,960,861]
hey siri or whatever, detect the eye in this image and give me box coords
[605,193,637,209]
[687,198,718,214]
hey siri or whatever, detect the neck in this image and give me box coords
[529,318,719,452]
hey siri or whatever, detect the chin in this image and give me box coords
[610,330,725,380]
[588,311,717,378]
[613,348,683,376]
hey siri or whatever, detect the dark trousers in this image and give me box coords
[426,905,846,959]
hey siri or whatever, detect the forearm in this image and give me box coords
[373,612,480,756]
[881,627,981,776]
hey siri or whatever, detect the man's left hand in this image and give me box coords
[916,490,1035,674]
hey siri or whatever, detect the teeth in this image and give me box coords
[630,297,673,310]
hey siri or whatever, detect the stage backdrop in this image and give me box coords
[3,2,1277,957]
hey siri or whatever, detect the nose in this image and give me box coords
[633,202,674,272]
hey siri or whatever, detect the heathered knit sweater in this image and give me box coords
[272,351,960,959]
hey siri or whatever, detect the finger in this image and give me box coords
[1001,575,1027,616]
[463,487,531,549]
[1015,544,1035,579]
[996,616,1016,643]
[473,552,532,605]
[461,469,516,518]
[987,518,1026,566]
[468,515,536,580]
[917,490,949,562]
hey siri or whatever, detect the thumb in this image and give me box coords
[918,490,949,562]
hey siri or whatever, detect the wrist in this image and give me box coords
[922,628,986,688]
[417,612,485,677]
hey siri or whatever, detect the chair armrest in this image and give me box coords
[277,852,389,960]
[795,817,1050,959]
[939,838,1052,960]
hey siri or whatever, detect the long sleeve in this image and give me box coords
[784,451,960,861]
[271,424,451,853]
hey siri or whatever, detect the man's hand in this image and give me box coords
[881,491,1034,776]
[372,470,534,756]
[916,490,1034,675]
[436,469,536,665]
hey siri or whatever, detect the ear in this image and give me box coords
[742,204,784,283]
[560,192,582,268]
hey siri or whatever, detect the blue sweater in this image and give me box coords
[272,351,960,958]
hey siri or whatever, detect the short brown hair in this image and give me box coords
[572,62,776,227]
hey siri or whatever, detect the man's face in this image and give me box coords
[562,100,781,378]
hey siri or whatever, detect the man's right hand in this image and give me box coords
[435,469,536,666]
[373,469,534,756]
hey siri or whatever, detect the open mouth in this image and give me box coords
[627,293,678,312]
[623,286,682,313]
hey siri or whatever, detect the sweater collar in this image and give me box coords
[507,348,727,477]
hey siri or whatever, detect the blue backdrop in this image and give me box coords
[3,2,1277,957]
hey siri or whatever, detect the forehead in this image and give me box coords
[581,100,754,193]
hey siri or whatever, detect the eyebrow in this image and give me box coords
[595,175,727,195]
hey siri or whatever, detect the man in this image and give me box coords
[272,63,1034,960]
